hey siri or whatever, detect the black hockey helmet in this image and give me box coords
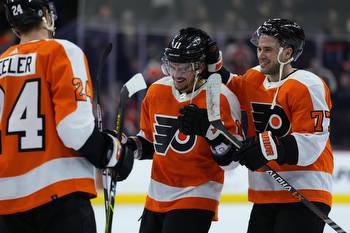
[251,18,305,61]
[163,27,211,63]
[4,0,56,32]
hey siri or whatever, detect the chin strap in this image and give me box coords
[189,70,200,104]
[42,12,56,36]
[270,47,294,110]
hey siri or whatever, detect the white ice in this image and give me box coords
[93,203,350,233]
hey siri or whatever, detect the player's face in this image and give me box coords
[169,62,198,93]
[256,35,281,75]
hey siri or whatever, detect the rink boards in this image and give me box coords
[92,151,350,205]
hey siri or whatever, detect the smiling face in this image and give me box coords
[256,34,293,77]
[167,61,204,93]
[256,35,281,76]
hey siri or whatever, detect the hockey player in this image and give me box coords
[121,28,242,233]
[179,18,333,233]
[0,1,133,233]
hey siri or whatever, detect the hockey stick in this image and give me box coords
[206,73,347,233]
[105,73,147,233]
[96,43,113,132]
[93,43,113,216]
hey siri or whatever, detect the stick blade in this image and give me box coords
[124,73,147,97]
[206,73,222,122]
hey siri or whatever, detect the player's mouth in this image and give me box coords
[259,60,270,68]
[173,77,187,84]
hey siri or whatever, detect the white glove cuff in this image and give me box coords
[207,51,223,72]
[129,136,143,160]
[259,131,278,161]
[106,134,122,167]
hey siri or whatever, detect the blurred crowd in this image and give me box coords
[1,0,350,148]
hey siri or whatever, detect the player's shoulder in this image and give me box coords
[0,44,18,58]
[288,69,324,88]
[245,66,265,78]
[147,76,172,91]
[141,76,171,101]
[40,39,84,58]
[228,66,264,84]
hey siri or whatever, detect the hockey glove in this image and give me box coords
[236,131,298,171]
[178,104,210,137]
[209,135,241,170]
[204,41,231,84]
[206,41,223,73]
[105,131,134,181]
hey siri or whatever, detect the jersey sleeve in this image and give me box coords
[287,77,332,166]
[48,40,95,150]
[226,73,248,111]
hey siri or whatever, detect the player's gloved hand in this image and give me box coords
[210,136,241,170]
[105,131,134,181]
[235,131,286,171]
[206,41,222,73]
[178,104,210,137]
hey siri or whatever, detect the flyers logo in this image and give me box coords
[153,115,196,156]
[251,102,290,137]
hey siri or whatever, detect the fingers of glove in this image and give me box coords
[116,146,134,181]
[178,115,193,134]
[120,133,128,144]
[186,105,208,118]
[207,40,217,48]
[106,133,122,167]
[206,43,220,64]
[179,106,201,119]
[238,149,268,171]
[105,129,128,144]
[177,115,185,132]
[179,105,196,115]
[186,104,200,111]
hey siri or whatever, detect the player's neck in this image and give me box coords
[20,29,50,44]
[269,65,294,82]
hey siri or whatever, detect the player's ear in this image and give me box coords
[284,47,293,61]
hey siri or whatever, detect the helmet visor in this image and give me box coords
[161,57,196,76]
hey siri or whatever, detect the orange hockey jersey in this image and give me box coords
[227,66,333,206]
[0,39,96,214]
[138,76,241,218]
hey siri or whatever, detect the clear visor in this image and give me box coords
[250,29,260,47]
[161,57,197,76]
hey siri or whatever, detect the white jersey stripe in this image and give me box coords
[55,39,95,150]
[0,157,95,200]
[289,70,330,165]
[249,170,332,192]
[148,178,223,202]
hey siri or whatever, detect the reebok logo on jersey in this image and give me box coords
[0,53,37,79]
[259,131,278,160]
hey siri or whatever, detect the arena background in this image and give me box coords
[1,0,350,232]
